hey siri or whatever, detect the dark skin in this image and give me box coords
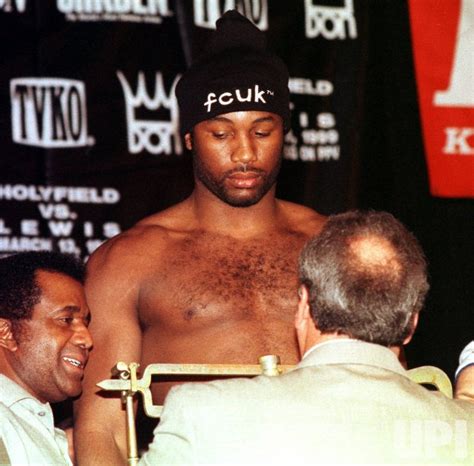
[74,111,326,465]
[455,366,474,403]
[0,271,92,404]
[0,271,92,465]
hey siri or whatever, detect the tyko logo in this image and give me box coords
[0,0,27,13]
[203,85,270,112]
[117,71,181,155]
[10,78,92,148]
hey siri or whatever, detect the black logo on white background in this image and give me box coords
[0,0,27,13]
[10,78,93,148]
[56,0,173,23]
[305,0,357,40]
[117,71,181,155]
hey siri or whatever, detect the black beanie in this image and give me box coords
[175,10,290,137]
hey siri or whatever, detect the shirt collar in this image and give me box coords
[302,338,357,360]
[0,374,50,410]
[298,339,407,377]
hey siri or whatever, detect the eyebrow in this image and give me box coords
[252,116,277,124]
[55,306,91,323]
[51,306,84,317]
[58,306,81,313]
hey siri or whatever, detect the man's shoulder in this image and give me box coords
[121,200,195,243]
[0,399,22,428]
[165,372,286,410]
[277,199,327,236]
[425,390,474,419]
[0,399,12,416]
[451,397,474,416]
[88,201,194,268]
[135,198,195,231]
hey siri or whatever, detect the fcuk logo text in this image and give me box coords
[203,85,269,112]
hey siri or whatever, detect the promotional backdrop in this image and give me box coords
[0,1,472,386]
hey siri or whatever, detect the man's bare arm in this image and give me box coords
[74,238,143,465]
[455,366,474,402]
[454,341,474,403]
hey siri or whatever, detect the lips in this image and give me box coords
[62,355,87,371]
[227,172,262,189]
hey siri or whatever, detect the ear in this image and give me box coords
[184,133,193,151]
[0,318,18,352]
[295,285,312,355]
[402,312,419,345]
[295,286,310,329]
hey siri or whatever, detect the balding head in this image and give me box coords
[349,235,401,277]
[298,211,428,346]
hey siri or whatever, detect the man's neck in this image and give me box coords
[189,185,282,237]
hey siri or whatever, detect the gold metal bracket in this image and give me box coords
[406,365,453,398]
[97,357,452,465]
[108,361,140,466]
[98,355,292,418]
[97,355,291,465]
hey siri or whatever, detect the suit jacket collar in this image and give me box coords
[296,339,408,377]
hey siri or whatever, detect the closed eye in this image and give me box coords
[212,132,228,139]
[58,317,74,325]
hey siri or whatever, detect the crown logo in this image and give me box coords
[117,71,182,155]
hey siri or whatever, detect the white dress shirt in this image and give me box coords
[456,341,474,379]
[0,374,71,465]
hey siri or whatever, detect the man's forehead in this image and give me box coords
[33,270,87,315]
[201,111,282,126]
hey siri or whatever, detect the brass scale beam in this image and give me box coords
[97,356,452,466]
[97,355,291,466]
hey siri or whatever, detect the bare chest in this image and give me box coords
[138,232,308,330]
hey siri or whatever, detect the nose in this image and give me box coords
[230,133,258,165]
[73,323,93,350]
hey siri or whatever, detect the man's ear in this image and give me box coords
[295,285,311,330]
[295,285,312,355]
[184,133,193,151]
[0,318,18,352]
[402,312,419,345]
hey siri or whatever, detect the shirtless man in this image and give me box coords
[74,10,325,464]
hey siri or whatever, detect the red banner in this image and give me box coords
[409,0,474,198]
